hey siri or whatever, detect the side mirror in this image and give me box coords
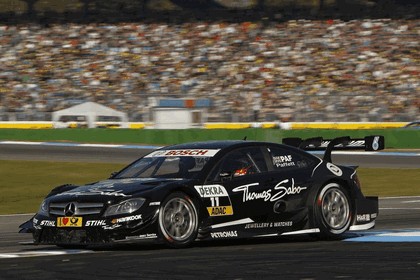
[109,171,118,178]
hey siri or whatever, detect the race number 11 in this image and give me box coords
[210,197,220,207]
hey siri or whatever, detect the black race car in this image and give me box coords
[20,136,384,248]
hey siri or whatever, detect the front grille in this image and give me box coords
[49,202,104,216]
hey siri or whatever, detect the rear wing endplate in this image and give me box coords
[282,135,385,162]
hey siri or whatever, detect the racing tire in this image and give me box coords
[158,192,199,248]
[314,183,352,239]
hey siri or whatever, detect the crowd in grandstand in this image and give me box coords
[0,18,418,122]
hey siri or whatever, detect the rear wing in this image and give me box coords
[282,135,385,162]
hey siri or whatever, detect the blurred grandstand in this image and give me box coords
[0,0,418,124]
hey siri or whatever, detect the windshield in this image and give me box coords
[114,149,219,179]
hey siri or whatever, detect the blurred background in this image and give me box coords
[0,0,418,126]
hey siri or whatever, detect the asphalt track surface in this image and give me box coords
[0,143,420,279]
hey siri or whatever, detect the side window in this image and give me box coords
[266,146,314,171]
[207,147,268,182]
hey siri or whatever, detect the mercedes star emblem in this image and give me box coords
[64,202,77,216]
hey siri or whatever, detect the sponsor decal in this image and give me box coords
[232,179,307,203]
[57,217,83,228]
[273,155,296,168]
[56,188,130,197]
[102,224,122,230]
[33,218,39,225]
[275,162,295,168]
[212,218,254,229]
[326,163,343,176]
[372,136,380,151]
[274,221,293,227]
[233,183,269,201]
[40,220,55,227]
[320,140,365,148]
[195,184,233,216]
[126,233,158,240]
[245,221,293,229]
[207,206,233,216]
[111,214,142,224]
[149,202,160,206]
[346,140,366,147]
[210,231,238,239]
[356,214,371,222]
[195,185,229,198]
[165,150,211,156]
[85,220,107,227]
[245,222,270,229]
[146,149,220,158]
[194,157,210,170]
[55,180,140,197]
[371,213,377,219]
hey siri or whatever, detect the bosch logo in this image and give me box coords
[64,202,77,216]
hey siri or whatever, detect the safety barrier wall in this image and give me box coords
[0,127,418,149]
[0,121,407,130]
[0,122,54,129]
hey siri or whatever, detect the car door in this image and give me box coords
[259,144,318,221]
[203,146,271,221]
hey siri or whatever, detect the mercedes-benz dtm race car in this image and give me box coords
[20,136,384,248]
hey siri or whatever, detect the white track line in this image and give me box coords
[0,250,93,259]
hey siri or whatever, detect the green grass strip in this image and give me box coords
[0,160,125,215]
[0,128,419,148]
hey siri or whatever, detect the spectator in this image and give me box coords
[0,19,418,122]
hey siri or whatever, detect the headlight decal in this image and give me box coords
[38,200,49,216]
[103,198,146,217]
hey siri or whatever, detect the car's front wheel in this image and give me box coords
[158,192,199,248]
[314,183,352,239]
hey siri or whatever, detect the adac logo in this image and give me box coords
[207,206,233,216]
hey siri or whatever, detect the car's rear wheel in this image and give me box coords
[315,183,352,239]
[158,192,199,248]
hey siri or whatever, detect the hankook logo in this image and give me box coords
[64,202,77,216]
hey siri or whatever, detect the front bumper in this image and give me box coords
[27,210,159,246]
